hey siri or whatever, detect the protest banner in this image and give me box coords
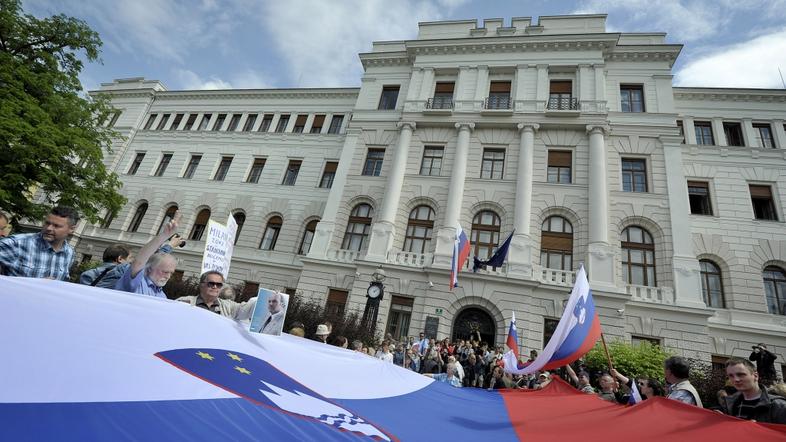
[200,219,233,278]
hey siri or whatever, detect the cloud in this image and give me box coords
[175,69,232,90]
[574,0,786,43]
[25,0,242,63]
[675,29,786,88]
[254,0,465,87]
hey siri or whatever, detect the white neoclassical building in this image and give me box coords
[77,14,786,372]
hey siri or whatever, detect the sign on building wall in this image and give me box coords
[200,219,235,279]
[424,316,439,340]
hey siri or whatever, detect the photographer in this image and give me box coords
[750,343,778,386]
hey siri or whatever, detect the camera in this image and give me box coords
[170,234,187,248]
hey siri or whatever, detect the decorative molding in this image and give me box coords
[455,122,476,131]
[516,122,540,133]
[674,89,786,103]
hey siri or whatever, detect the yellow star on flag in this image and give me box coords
[195,351,214,361]
[234,366,251,375]
[227,352,242,362]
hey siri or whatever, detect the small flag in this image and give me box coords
[505,312,526,370]
[473,230,514,272]
[449,223,471,290]
[628,380,643,405]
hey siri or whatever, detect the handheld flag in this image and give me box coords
[628,380,643,405]
[449,223,471,290]
[473,230,514,272]
[504,265,600,374]
[505,312,526,370]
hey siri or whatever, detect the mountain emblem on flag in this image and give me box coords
[156,348,396,441]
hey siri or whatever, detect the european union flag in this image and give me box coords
[473,230,514,272]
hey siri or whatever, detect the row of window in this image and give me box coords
[376,79,644,113]
[142,112,345,135]
[109,204,320,255]
[128,151,339,188]
[678,120,783,148]
[687,181,779,221]
[111,200,786,316]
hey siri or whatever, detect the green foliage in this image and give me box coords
[584,339,673,379]
[0,0,125,224]
[687,358,728,408]
[68,258,101,283]
[283,295,380,346]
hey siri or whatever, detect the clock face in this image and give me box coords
[367,284,382,299]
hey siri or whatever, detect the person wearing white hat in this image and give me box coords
[313,324,330,343]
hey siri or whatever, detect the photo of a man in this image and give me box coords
[249,288,289,335]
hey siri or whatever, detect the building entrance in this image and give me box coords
[452,307,496,345]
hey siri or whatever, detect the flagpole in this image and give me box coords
[600,333,614,372]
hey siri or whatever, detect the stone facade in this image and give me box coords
[76,15,786,373]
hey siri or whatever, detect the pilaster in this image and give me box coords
[508,123,539,278]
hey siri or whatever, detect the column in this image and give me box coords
[742,118,758,148]
[418,68,435,102]
[473,66,489,102]
[433,122,474,267]
[711,118,727,146]
[365,122,416,262]
[535,64,548,105]
[586,124,614,288]
[508,123,539,278]
[661,134,706,308]
[307,129,362,259]
[682,117,696,145]
[773,120,786,149]
[593,65,606,112]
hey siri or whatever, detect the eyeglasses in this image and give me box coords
[204,281,224,288]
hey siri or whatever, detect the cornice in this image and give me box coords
[359,51,412,69]
[90,90,156,99]
[606,44,682,67]
[406,36,617,58]
[673,88,786,103]
[156,89,360,101]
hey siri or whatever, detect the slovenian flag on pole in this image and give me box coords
[504,265,601,374]
[505,312,526,369]
[450,222,471,290]
[628,380,643,405]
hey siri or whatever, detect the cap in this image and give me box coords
[315,324,330,336]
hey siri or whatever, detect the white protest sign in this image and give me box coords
[226,213,238,261]
[200,220,232,279]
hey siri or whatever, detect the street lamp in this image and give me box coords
[361,266,386,331]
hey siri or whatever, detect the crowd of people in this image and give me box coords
[1,206,785,424]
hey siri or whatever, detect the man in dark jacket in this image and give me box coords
[750,343,778,386]
[721,357,786,424]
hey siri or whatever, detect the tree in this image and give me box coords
[583,339,672,380]
[0,0,125,225]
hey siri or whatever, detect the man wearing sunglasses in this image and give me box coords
[176,270,256,320]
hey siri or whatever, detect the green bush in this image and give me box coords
[583,339,672,380]
[283,295,380,347]
[69,259,101,283]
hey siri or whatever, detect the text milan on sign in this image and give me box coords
[200,219,235,278]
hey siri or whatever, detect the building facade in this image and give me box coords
[78,15,786,371]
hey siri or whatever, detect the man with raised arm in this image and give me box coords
[114,211,181,298]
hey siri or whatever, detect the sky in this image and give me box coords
[23,0,786,92]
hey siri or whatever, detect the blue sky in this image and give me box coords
[24,0,786,92]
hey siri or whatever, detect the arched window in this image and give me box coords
[157,205,178,234]
[764,266,786,315]
[298,219,319,255]
[342,204,373,251]
[189,209,211,240]
[128,203,148,233]
[232,212,246,245]
[471,210,501,260]
[540,216,573,270]
[404,206,435,254]
[260,216,282,250]
[700,260,725,308]
[621,226,656,286]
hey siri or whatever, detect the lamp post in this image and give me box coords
[361,266,386,332]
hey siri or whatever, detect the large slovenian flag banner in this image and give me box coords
[2,277,786,441]
[449,222,471,290]
[504,265,601,374]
